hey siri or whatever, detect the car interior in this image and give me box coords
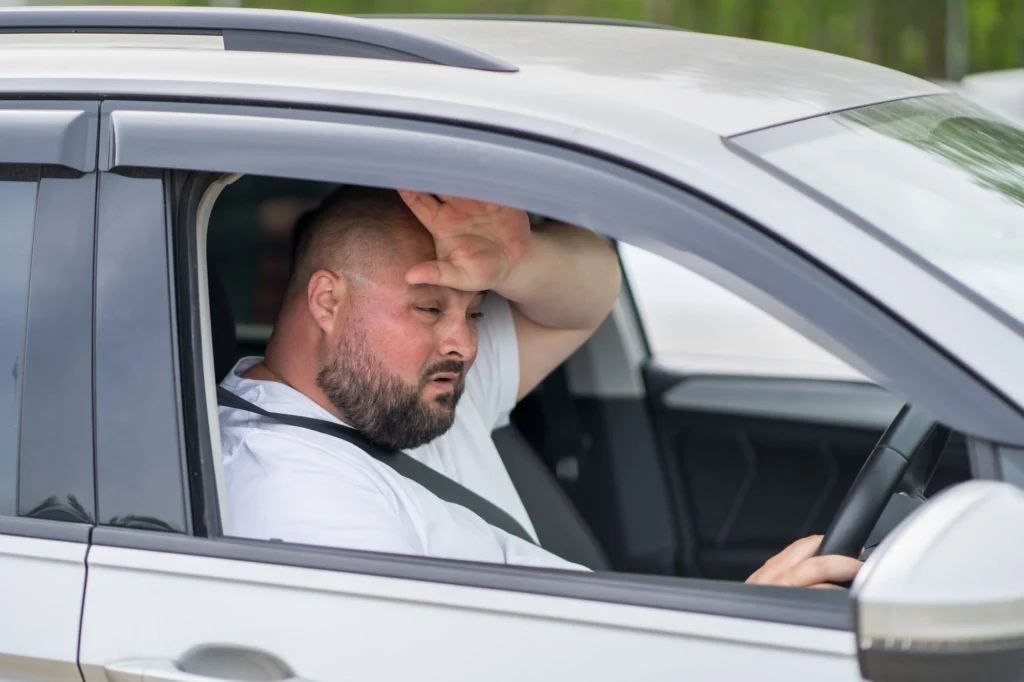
[204,175,972,580]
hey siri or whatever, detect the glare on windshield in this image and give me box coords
[734,95,1024,324]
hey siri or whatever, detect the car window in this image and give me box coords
[618,242,864,381]
[0,179,40,516]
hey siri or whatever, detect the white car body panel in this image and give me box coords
[79,545,860,682]
[366,19,945,136]
[0,534,86,682]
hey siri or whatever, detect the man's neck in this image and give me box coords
[247,357,350,425]
[241,360,278,383]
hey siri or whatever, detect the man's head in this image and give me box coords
[268,186,485,450]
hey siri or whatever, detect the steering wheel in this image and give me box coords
[816,404,951,559]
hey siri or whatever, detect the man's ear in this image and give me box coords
[306,269,347,335]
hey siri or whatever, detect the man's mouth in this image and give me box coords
[427,372,460,389]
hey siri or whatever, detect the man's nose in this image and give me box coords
[437,316,476,360]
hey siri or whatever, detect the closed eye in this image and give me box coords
[415,306,442,315]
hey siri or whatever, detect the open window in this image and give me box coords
[197,173,970,583]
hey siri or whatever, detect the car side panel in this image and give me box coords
[79,540,861,682]
[0,520,89,682]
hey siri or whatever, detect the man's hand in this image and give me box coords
[746,535,863,588]
[399,191,531,292]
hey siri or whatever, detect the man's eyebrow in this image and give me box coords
[406,283,490,302]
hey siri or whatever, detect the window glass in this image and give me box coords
[619,242,862,380]
[0,180,38,516]
[736,95,1024,326]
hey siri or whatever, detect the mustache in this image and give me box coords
[422,359,466,382]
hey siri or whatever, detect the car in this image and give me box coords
[2,6,1024,682]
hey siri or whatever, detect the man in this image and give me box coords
[220,186,862,586]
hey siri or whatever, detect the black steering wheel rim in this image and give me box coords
[816,404,951,558]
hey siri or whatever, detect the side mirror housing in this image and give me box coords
[852,480,1024,682]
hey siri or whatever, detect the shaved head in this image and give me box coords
[289,185,424,295]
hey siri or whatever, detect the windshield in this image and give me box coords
[734,94,1024,325]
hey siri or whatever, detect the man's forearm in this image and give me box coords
[494,222,621,331]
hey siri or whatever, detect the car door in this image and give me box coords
[616,245,973,581]
[77,100,862,682]
[0,101,99,682]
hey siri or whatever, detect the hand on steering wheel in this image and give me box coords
[816,404,950,560]
[747,404,949,589]
[746,535,862,588]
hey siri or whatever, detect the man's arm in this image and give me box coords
[397,192,620,401]
[492,221,621,400]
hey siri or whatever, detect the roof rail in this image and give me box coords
[0,6,517,72]
[363,14,683,31]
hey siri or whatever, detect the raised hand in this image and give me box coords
[399,190,531,293]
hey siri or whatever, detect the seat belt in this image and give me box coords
[216,387,535,544]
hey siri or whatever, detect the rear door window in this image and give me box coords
[0,177,39,515]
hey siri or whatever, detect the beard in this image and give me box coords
[316,328,465,451]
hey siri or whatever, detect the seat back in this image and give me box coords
[209,263,239,383]
[492,426,610,571]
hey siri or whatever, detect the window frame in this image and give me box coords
[93,96,1024,628]
[0,100,99,540]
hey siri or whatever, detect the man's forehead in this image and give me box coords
[407,283,488,302]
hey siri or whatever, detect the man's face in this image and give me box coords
[316,227,485,450]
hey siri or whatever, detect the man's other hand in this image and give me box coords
[745,535,863,588]
[398,191,531,293]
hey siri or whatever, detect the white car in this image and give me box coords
[2,7,1024,682]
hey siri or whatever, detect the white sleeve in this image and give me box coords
[225,432,422,556]
[464,294,520,431]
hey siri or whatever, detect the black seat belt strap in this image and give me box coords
[216,387,535,544]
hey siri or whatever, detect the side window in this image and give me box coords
[0,178,39,516]
[618,242,861,380]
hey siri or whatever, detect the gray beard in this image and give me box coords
[316,329,465,450]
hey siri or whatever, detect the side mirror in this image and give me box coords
[851,480,1024,682]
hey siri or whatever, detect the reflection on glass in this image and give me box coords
[739,94,1024,325]
[24,493,179,531]
[0,182,38,517]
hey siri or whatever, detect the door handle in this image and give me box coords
[106,652,314,682]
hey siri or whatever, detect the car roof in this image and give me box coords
[0,9,945,138]
[367,17,945,134]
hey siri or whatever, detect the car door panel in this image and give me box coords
[0,521,90,682]
[643,364,971,581]
[80,532,861,682]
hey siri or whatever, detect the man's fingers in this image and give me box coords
[437,195,499,213]
[398,190,441,226]
[758,535,823,573]
[746,535,862,588]
[783,534,824,560]
[787,555,863,588]
[405,260,473,290]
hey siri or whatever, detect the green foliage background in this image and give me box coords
[60,0,1024,78]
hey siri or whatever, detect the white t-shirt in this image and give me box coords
[219,295,585,571]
